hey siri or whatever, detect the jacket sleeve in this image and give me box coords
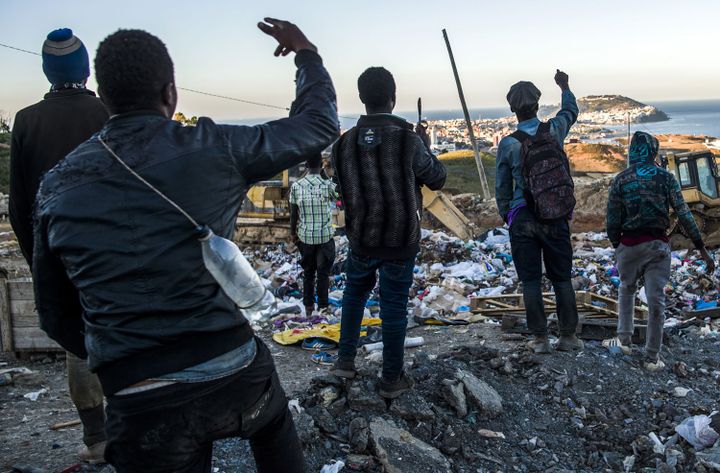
[220,50,339,185]
[32,201,87,358]
[412,136,446,190]
[605,178,625,248]
[549,89,579,143]
[8,116,34,264]
[495,138,513,221]
[668,174,704,249]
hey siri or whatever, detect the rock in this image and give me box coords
[348,385,386,413]
[345,454,375,471]
[389,394,435,421]
[319,385,341,407]
[440,425,462,455]
[368,418,452,473]
[673,362,689,378]
[312,373,345,387]
[292,411,318,445]
[455,369,503,418]
[308,406,338,434]
[348,417,369,453]
[673,387,691,398]
[328,396,348,417]
[441,379,467,418]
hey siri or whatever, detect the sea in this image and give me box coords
[221,99,720,139]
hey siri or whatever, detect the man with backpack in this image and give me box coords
[495,70,583,354]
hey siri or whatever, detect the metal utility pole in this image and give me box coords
[626,112,631,164]
[442,28,491,201]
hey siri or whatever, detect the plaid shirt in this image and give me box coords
[289,174,338,244]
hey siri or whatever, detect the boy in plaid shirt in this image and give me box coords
[289,155,338,314]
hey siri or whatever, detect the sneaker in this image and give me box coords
[643,356,666,372]
[311,351,337,366]
[527,336,552,354]
[379,371,415,399]
[557,335,585,352]
[602,337,632,355]
[301,338,337,351]
[78,441,106,464]
[329,358,357,379]
[304,305,315,315]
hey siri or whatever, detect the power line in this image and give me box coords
[0,41,358,119]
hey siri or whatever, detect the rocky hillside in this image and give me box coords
[541,95,669,124]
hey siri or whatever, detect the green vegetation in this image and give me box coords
[438,150,496,194]
[578,95,646,113]
[0,133,10,194]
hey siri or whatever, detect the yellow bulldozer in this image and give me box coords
[664,150,720,247]
[235,160,475,244]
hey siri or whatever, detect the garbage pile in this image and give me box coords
[245,227,720,347]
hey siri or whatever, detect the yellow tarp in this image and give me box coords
[272,317,382,346]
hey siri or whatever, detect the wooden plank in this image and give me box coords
[8,280,34,300]
[11,326,60,351]
[10,299,37,316]
[0,277,12,352]
[10,313,39,328]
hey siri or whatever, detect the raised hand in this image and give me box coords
[554,69,569,90]
[257,18,317,57]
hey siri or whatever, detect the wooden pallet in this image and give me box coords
[0,275,60,353]
[470,291,649,341]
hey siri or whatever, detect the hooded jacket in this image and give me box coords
[606,132,703,249]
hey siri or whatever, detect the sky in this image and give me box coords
[1,0,719,122]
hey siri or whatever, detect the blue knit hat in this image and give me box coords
[628,131,660,165]
[42,28,90,85]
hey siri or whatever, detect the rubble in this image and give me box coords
[454,368,503,418]
[368,418,451,473]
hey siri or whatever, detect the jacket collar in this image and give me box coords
[105,109,167,128]
[357,113,412,130]
[43,88,97,100]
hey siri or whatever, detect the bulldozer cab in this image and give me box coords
[665,151,720,203]
[664,151,720,247]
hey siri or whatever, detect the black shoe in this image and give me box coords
[329,358,356,379]
[378,371,415,399]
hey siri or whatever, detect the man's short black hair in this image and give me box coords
[357,67,396,108]
[95,29,174,114]
[306,154,322,169]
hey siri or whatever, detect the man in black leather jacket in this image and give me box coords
[33,19,338,472]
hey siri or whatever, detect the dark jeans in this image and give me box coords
[105,338,304,473]
[298,239,335,308]
[509,208,578,337]
[338,251,414,380]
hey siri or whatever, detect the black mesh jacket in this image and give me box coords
[332,114,446,260]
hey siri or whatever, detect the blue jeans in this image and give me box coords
[338,251,415,380]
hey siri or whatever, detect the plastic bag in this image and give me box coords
[675,413,720,450]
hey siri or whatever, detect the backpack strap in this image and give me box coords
[537,121,551,134]
[510,130,531,143]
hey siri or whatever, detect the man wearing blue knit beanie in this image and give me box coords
[9,28,109,464]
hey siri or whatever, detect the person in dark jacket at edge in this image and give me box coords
[289,154,338,316]
[9,28,109,464]
[329,67,446,398]
[604,131,715,371]
[495,70,585,355]
[32,19,339,472]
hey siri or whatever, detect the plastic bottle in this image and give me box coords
[198,226,276,322]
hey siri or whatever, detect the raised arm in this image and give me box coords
[220,19,339,185]
[548,70,579,142]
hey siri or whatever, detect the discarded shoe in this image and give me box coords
[557,335,585,352]
[602,337,632,355]
[329,358,357,379]
[311,351,337,366]
[379,371,415,399]
[527,336,551,354]
[301,338,337,351]
[78,440,106,464]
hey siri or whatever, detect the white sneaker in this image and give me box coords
[78,440,106,464]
